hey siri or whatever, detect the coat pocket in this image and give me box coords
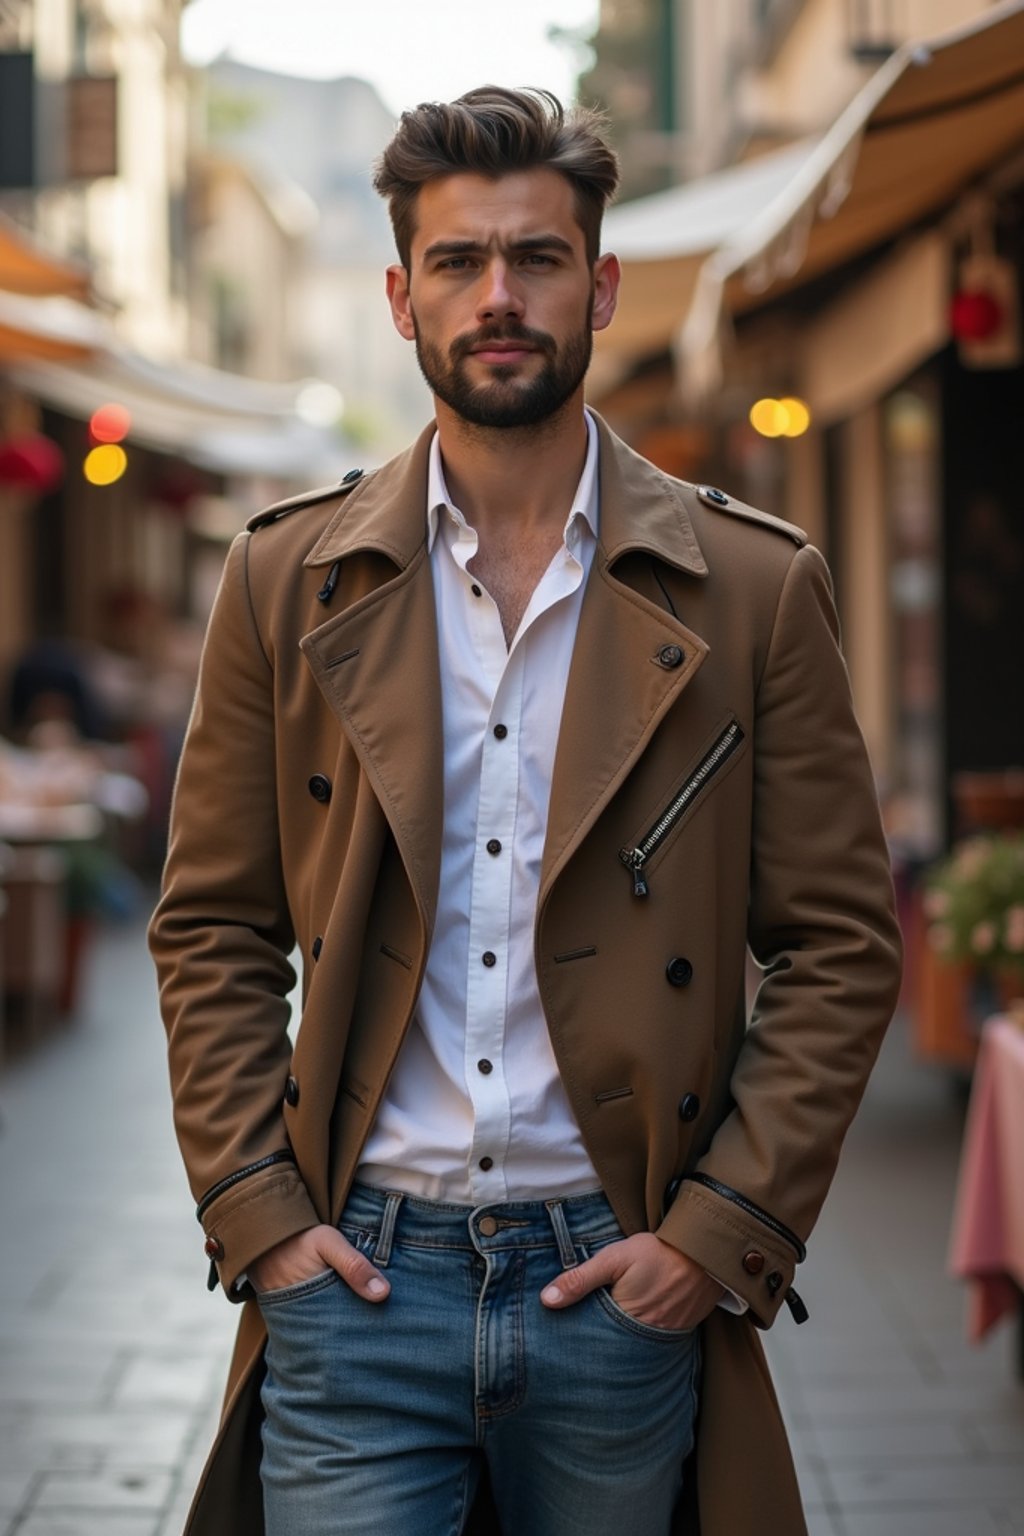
[619,717,746,897]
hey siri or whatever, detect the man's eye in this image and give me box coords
[439,257,472,271]
[522,254,555,267]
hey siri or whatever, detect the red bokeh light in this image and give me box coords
[89,403,132,444]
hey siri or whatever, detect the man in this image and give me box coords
[150,86,902,1536]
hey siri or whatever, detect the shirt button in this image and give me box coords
[493,724,508,740]
[486,839,502,856]
[482,951,497,968]
[471,583,482,597]
[479,1156,494,1171]
[477,1058,493,1074]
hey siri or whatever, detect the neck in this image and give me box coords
[434,392,589,538]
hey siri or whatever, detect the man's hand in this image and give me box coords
[249,1224,390,1301]
[540,1233,724,1331]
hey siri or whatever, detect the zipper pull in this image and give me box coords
[784,1286,809,1324]
[619,848,649,898]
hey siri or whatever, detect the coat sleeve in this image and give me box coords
[657,542,902,1325]
[148,532,319,1297]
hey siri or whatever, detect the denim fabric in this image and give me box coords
[259,1184,700,1536]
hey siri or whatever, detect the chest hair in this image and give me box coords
[468,528,565,648]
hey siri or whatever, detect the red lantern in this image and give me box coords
[0,433,65,492]
[950,288,1004,342]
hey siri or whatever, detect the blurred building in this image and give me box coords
[0,3,352,678]
[198,60,431,454]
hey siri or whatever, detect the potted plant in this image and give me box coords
[924,832,1024,1022]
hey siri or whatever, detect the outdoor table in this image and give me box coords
[948,1011,1024,1376]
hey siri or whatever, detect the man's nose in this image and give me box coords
[476,260,525,322]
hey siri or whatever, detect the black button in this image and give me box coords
[311,936,323,961]
[486,839,502,856]
[308,774,332,803]
[666,956,693,987]
[478,1059,493,1075]
[493,724,508,740]
[766,1270,784,1296]
[471,583,482,597]
[656,644,684,669]
[204,1235,224,1261]
[678,1093,700,1123]
[482,951,496,968]
[479,1156,494,1171]
[342,467,363,484]
[285,1075,300,1107]
[663,1175,682,1208]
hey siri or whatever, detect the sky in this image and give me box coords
[181,0,600,118]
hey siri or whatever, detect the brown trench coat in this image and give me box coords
[150,414,902,1536]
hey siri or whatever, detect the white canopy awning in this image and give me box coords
[679,0,1024,398]
[593,139,817,378]
[11,347,351,480]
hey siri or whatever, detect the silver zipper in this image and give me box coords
[619,721,745,897]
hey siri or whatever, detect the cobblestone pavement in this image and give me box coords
[1,914,1021,1535]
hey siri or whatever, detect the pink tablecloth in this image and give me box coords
[948,1014,1024,1341]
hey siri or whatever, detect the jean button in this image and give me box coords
[478,1216,498,1237]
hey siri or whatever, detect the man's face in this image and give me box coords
[386,168,619,430]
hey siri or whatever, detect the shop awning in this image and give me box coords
[0,215,91,300]
[0,290,111,363]
[593,139,817,377]
[679,0,1024,396]
[11,347,351,480]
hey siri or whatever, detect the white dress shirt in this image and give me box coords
[357,412,603,1204]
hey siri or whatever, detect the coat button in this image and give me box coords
[204,1235,224,1261]
[285,1075,300,1107]
[678,1093,700,1122]
[308,774,332,803]
[656,644,684,669]
[664,1175,682,1207]
[311,936,323,961]
[766,1270,784,1295]
[742,1250,765,1275]
[666,956,693,987]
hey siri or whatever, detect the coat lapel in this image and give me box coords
[299,428,444,933]
[540,419,710,902]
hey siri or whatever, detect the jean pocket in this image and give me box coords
[256,1268,340,1308]
[592,1286,697,1343]
[576,1237,696,1344]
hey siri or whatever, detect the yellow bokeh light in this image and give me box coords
[779,397,811,437]
[749,398,786,437]
[84,444,128,486]
[749,396,812,439]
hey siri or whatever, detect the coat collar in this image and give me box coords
[302,412,709,581]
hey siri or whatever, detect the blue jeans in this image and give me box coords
[258,1184,700,1536]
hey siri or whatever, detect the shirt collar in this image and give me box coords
[426,409,600,553]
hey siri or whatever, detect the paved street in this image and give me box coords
[0,913,1022,1535]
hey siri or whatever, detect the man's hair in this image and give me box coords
[373,85,620,268]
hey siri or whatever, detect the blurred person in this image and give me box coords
[150,87,902,1536]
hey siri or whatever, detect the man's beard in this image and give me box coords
[412,308,593,429]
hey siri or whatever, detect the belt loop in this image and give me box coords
[375,1191,403,1268]
[546,1199,578,1270]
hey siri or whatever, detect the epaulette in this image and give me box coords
[692,484,806,548]
[246,467,365,532]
